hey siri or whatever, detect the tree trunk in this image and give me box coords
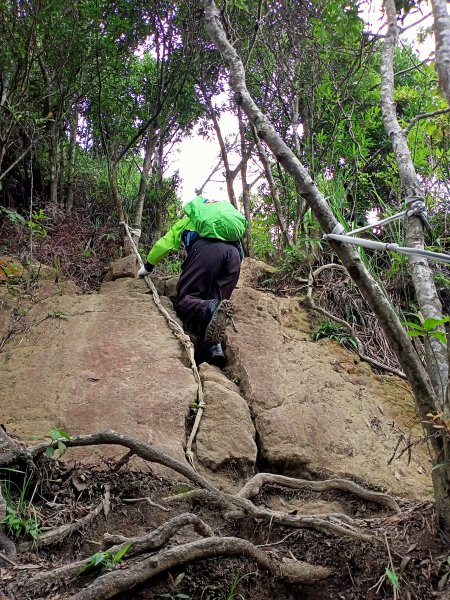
[49,122,59,204]
[431,0,450,105]
[251,123,293,248]
[200,0,441,455]
[381,0,448,408]
[66,103,79,211]
[238,106,252,256]
[131,129,158,246]
[200,83,238,208]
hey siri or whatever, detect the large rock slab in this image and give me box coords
[227,260,432,499]
[0,277,197,468]
[195,364,257,482]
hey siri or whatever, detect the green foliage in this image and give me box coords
[161,255,183,275]
[434,272,450,288]
[175,484,194,495]
[1,469,40,540]
[79,543,132,574]
[200,570,259,600]
[160,572,191,599]
[386,567,401,591]
[3,505,40,540]
[404,315,449,346]
[311,321,358,352]
[45,428,71,459]
[0,207,48,238]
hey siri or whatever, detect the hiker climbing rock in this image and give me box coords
[138,196,247,367]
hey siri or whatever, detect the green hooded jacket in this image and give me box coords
[146,196,247,266]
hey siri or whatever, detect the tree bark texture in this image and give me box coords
[381,0,448,408]
[131,127,158,246]
[66,103,79,211]
[200,0,440,450]
[431,0,450,105]
[238,106,252,256]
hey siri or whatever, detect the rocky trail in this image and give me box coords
[0,256,448,599]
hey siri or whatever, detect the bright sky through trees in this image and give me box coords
[169,0,437,203]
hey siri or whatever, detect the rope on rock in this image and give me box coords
[120,223,204,469]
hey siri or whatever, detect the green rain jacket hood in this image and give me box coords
[146,196,247,266]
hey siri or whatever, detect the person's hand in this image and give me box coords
[137,263,154,278]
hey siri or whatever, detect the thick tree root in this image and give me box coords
[237,472,401,513]
[42,431,380,540]
[4,428,403,599]
[67,537,332,600]
[18,513,214,592]
[165,487,374,542]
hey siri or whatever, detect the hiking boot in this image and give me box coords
[205,299,234,345]
[206,343,226,368]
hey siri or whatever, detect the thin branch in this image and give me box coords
[404,107,450,134]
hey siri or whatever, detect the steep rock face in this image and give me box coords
[195,363,257,480]
[0,274,196,468]
[0,256,433,499]
[227,260,431,498]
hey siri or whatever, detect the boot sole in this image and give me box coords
[205,300,234,344]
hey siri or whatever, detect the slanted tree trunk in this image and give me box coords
[292,94,305,244]
[381,0,448,409]
[431,0,450,105]
[200,0,450,529]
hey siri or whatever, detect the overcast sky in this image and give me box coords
[168,1,437,203]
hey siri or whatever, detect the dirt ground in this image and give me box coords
[1,458,449,600]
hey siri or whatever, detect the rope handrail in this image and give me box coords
[120,223,205,469]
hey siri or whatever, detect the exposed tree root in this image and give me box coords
[237,472,401,513]
[164,487,374,542]
[3,428,404,599]
[36,430,381,540]
[19,485,111,551]
[67,537,332,600]
[19,513,214,592]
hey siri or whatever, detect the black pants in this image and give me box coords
[174,238,241,332]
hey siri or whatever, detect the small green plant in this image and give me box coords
[223,571,258,600]
[0,207,48,238]
[404,315,449,346]
[190,401,200,413]
[79,543,132,574]
[175,484,194,495]
[163,256,183,275]
[3,505,41,540]
[159,572,191,599]
[46,310,67,320]
[1,470,41,540]
[45,428,71,459]
[433,272,450,288]
[200,570,258,600]
[386,567,401,593]
[311,321,358,352]
[26,209,49,238]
